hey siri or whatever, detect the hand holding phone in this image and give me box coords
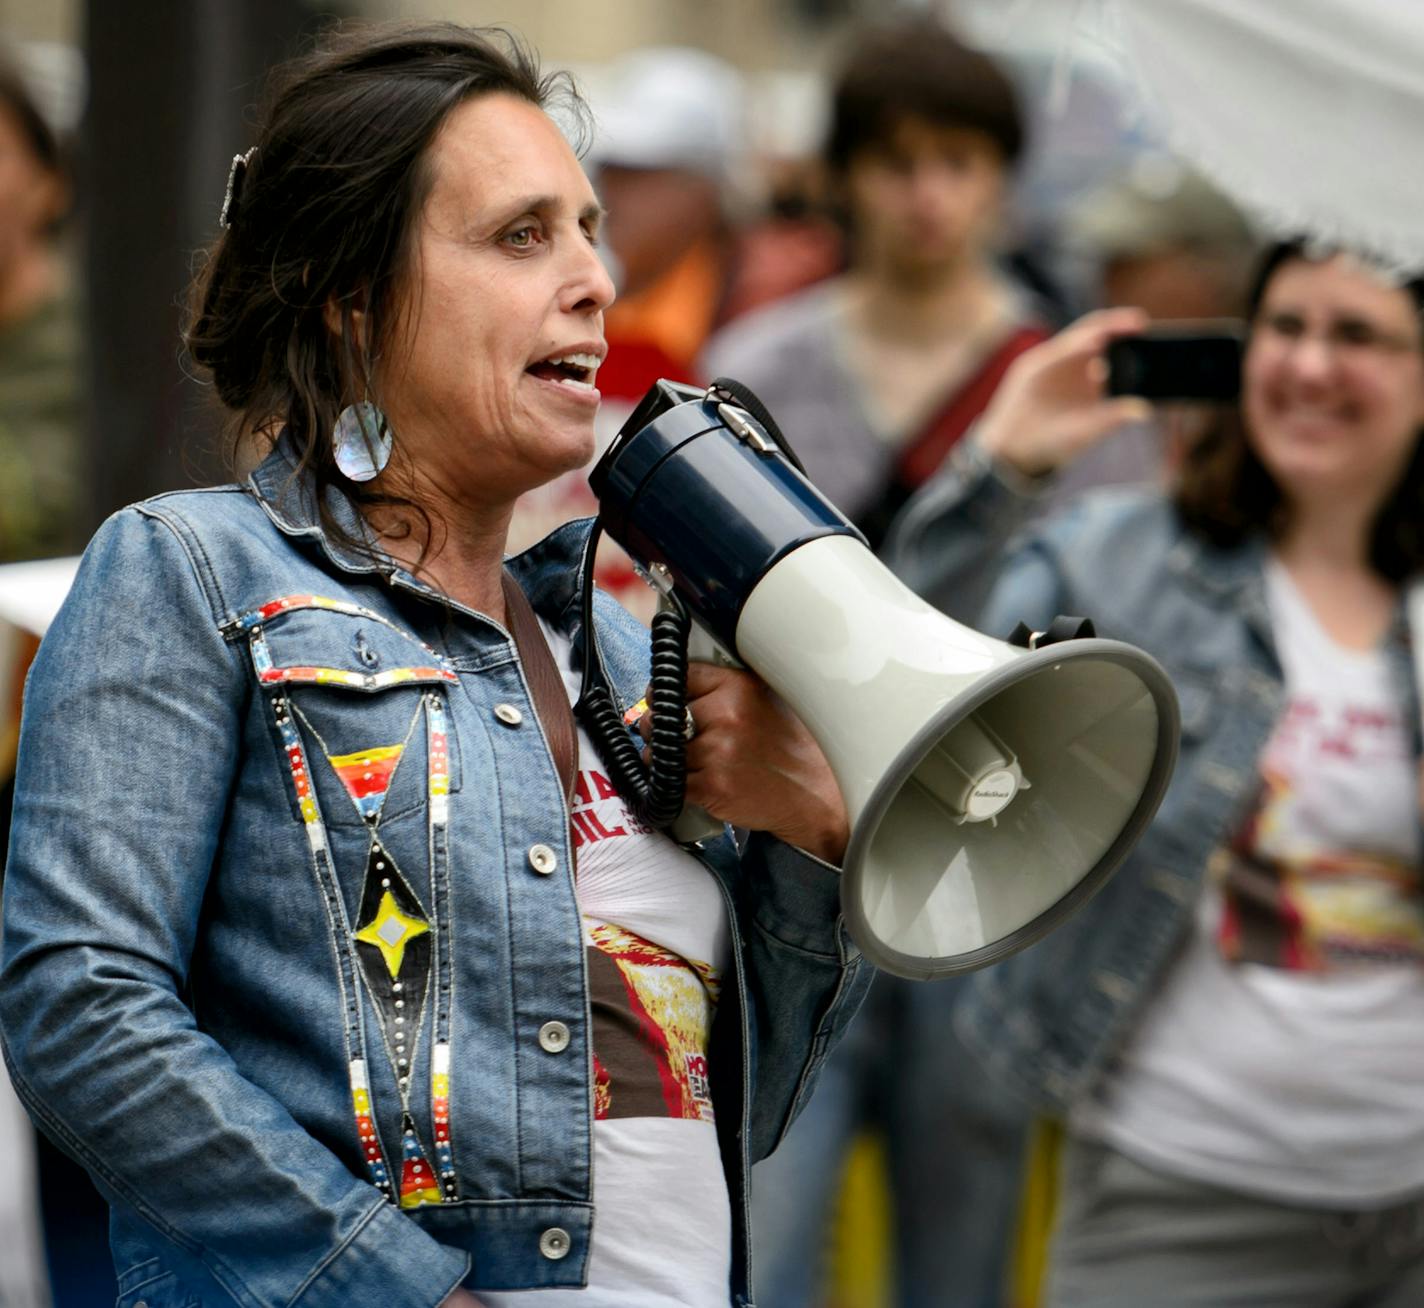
[1106,322,1245,402]
[976,307,1153,478]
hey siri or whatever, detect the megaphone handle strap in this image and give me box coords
[501,569,578,854]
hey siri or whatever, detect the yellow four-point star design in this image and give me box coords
[355,891,430,978]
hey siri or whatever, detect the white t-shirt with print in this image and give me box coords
[482,626,733,1306]
[1074,558,1424,1205]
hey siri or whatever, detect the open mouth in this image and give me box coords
[526,351,601,392]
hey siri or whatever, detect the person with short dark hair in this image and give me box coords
[703,17,1049,553]
[703,20,1052,1308]
[887,243,1424,1305]
[822,20,1024,178]
[0,25,869,1307]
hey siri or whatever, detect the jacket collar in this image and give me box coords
[1165,523,1277,659]
[1167,519,1417,672]
[1165,524,1266,599]
[504,517,601,633]
[247,435,387,578]
[246,434,599,632]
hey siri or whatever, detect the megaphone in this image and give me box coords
[585,380,1180,980]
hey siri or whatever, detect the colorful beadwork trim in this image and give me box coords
[268,682,460,1209]
[350,1058,393,1200]
[328,743,405,819]
[428,694,450,828]
[231,594,458,686]
[241,594,372,625]
[273,696,325,852]
[398,1110,444,1209]
[351,839,433,1034]
[431,1043,458,1199]
[425,693,459,1199]
[355,886,431,979]
[259,665,457,689]
[260,634,465,1210]
[235,594,424,636]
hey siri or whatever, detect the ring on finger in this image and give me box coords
[683,706,697,741]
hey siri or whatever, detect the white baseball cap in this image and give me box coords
[586,47,745,182]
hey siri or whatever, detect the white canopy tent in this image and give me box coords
[959,0,1424,272]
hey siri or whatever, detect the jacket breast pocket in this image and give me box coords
[240,599,463,830]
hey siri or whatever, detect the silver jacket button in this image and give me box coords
[528,844,557,876]
[538,1020,570,1053]
[493,702,523,727]
[539,1227,572,1260]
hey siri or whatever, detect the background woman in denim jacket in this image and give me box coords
[0,26,869,1308]
[887,243,1424,1305]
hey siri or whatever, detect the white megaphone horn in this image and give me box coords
[584,380,1180,981]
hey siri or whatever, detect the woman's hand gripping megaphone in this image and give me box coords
[634,624,850,864]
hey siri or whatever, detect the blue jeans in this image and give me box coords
[751,973,1031,1308]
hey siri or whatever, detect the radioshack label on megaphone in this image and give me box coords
[965,768,1021,822]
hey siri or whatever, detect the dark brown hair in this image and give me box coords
[184,22,583,560]
[1174,241,1424,582]
[824,19,1023,176]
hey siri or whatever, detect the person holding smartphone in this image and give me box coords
[886,242,1424,1305]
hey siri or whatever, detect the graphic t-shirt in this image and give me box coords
[1074,559,1424,1204]
[482,626,732,1305]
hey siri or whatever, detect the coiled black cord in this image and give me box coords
[575,375,790,832]
[574,521,692,830]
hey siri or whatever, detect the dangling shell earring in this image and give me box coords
[332,401,393,482]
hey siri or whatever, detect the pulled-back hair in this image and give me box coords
[1174,241,1424,583]
[824,18,1023,176]
[184,23,583,559]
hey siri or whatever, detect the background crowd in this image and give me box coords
[2,1,1420,1307]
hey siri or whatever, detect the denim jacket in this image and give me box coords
[0,442,870,1308]
[885,439,1422,1116]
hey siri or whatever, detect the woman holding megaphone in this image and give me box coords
[888,242,1424,1305]
[0,24,867,1308]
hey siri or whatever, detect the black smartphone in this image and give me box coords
[1106,322,1245,402]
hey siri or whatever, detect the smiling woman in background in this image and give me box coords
[0,25,868,1308]
[889,243,1424,1306]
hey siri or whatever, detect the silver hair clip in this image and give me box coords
[220,146,258,230]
